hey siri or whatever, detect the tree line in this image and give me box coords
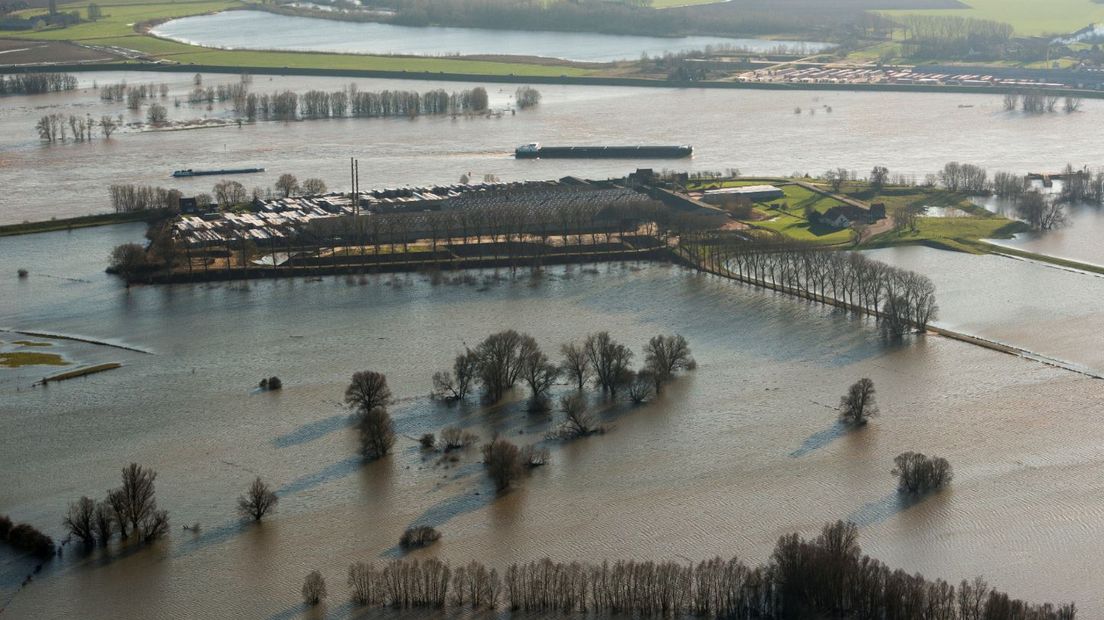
[897,15,1014,60]
[109,184,181,214]
[62,463,170,548]
[0,514,55,558]
[246,86,491,122]
[299,520,1075,617]
[0,72,77,95]
[685,236,937,339]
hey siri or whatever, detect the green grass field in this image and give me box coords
[752,211,856,245]
[883,0,1104,36]
[7,0,596,76]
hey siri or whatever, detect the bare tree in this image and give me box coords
[520,346,559,410]
[357,408,395,460]
[870,165,889,191]
[627,370,655,404]
[839,378,878,426]
[63,496,96,547]
[642,334,694,392]
[302,570,327,606]
[108,243,148,283]
[275,173,299,197]
[99,115,117,138]
[213,180,248,207]
[111,463,160,540]
[301,178,327,195]
[559,341,591,391]
[399,525,441,549]
[473,330,530,401]
[433,350,478,401]
[1016,190,1067,230]
[345,371,392,414]
[237,477,279,522]
[481,437,523,491]
[584,332,634,396]
[553,392,602,438]
[93,501,114,545]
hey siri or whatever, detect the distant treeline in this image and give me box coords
[109,184,181,214]
[332,521,1075,617]
[898,15,1013,60]
[267,0,891,40]
[240,86,491,121]
[0,72,77,95]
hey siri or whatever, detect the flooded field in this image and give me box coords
[2,225,1104,617]
[4,71,1104,239]
[151,11,829,61]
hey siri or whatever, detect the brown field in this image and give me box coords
[0,38,120,65]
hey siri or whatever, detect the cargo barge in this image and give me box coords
[173,167,266,178]
[515,143,692,159]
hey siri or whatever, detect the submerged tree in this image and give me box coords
[481,438,523,491]
[302,570,327,606]
[839,378,878,426]
[584,332,633,396]
[345,371,392,414]
[63,496,97,547]
[893,451,953,494]
[357,408,395,461]
[559,341,591,391]
[642,334,694,392]
[237,477,279,522]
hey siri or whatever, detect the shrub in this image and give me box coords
[520,444,549,468]
[7,523,55,558]
[440,426,478,451]
[264,376,282,390]
[17,269,28,279]
[0,515,11,539]
[399,525,441,549]
[893,451,953,494]
[302,570,327,606]
[419,433,436,450]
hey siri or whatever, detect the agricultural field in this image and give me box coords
[883,0,1104,36]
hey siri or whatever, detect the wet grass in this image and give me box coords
[0,351,69,368]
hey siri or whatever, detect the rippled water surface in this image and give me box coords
[151,11,830,61]
[2,226,1104,617]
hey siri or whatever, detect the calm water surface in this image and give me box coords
[1,226,1103,617]
[151,11,830,61]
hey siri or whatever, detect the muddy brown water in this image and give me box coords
[1,225,1103,617]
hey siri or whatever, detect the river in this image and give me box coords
[150,10,831,62]
[2,223,1104,617]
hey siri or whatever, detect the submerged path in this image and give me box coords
[4,330,152,355]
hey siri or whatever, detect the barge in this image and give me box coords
[173,167,266,178]
[515,143,692,159]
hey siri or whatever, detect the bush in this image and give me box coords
[399,525,441,549]
[419,433,436,450]
[0,515,11,539]
[17,269,28,279]
[6,523,55,558]
[893,451,953,494]
[440,426,478,451]
[259,376,282,390]
[302,570,327,606]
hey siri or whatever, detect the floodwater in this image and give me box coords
[2,225,1104,617]
[4,71,1104,242]
[151,11,830,62]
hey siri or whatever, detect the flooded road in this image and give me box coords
[2,226,1103,617]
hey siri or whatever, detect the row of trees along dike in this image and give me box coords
[297,520,1075,617]
[682,235,937,339]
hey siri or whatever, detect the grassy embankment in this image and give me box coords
[0,211,157,237]
[0,351,69,367]
[6,0,596,76]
